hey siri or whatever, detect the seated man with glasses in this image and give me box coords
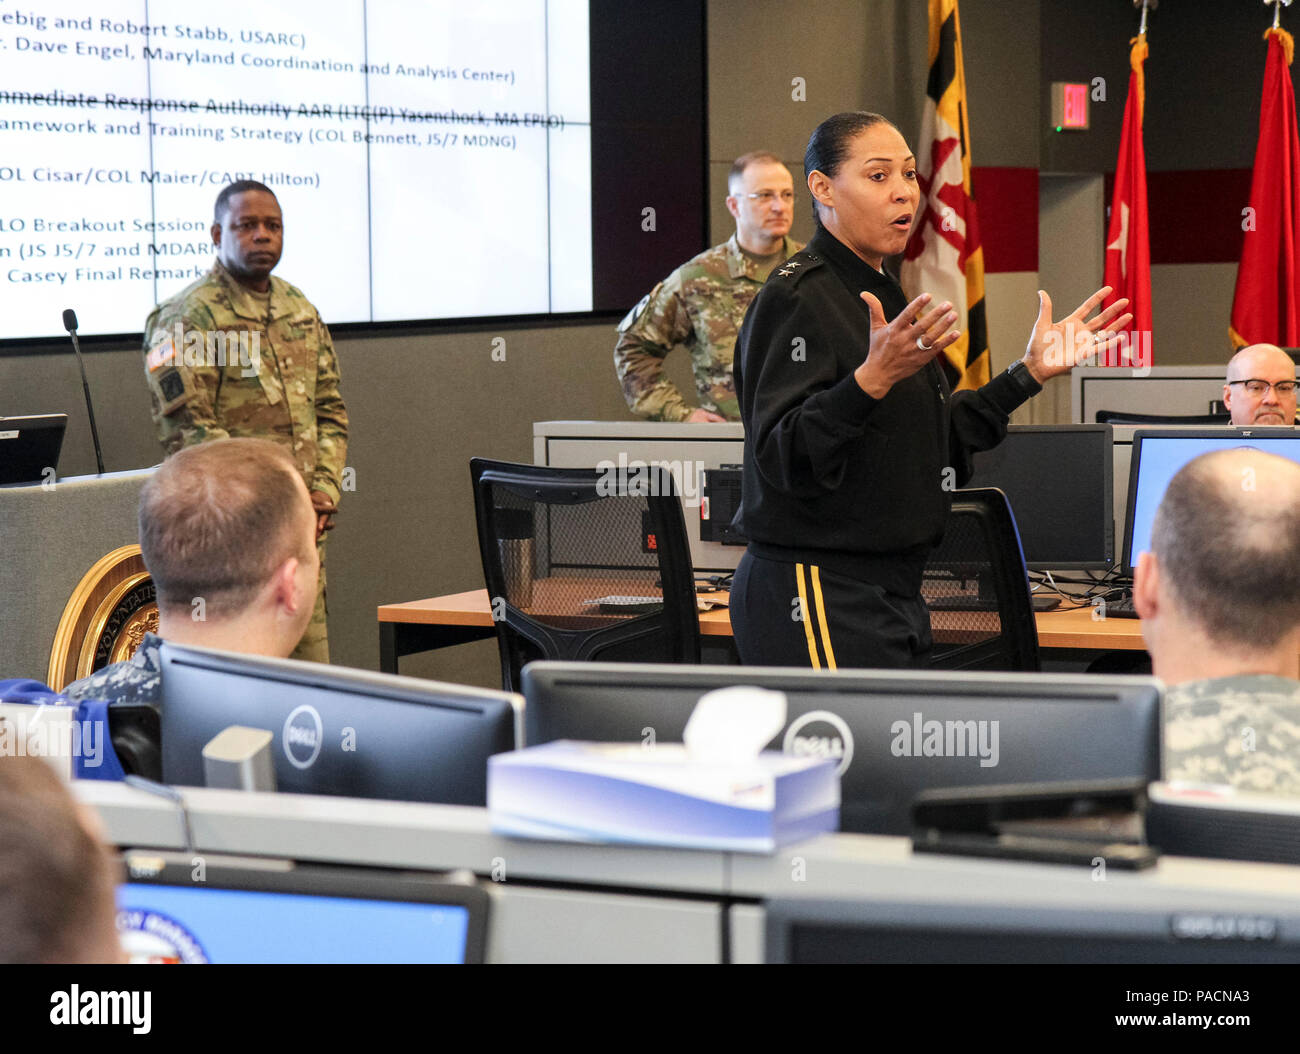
[1224,343,1298,426]
[614,151,803,422]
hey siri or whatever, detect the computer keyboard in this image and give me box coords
[585,595,664,615]
[926,594,1062,613]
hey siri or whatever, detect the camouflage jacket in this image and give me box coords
[143,261,349,502]
[62,632,163,712]
[614,234,802,422]
[1163,674,1300,796]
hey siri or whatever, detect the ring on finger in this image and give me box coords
[916,336,934,352]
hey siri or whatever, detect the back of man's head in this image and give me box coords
[1151,448,1300,649]
[0,755,122,963]
[140,438,314,623]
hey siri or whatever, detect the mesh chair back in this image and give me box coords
[921,488,1040,672]
[470,458,701,692]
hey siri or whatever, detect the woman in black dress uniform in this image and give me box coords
[731,111,1131,669]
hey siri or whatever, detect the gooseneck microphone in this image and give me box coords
[62,308,106,476]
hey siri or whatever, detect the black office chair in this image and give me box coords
[921,488,1040,672]
[1095,409,1230,425]
[469,458,701,693]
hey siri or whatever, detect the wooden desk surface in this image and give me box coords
[378,588,1148,650]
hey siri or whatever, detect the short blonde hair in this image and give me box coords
[140,438,311,618]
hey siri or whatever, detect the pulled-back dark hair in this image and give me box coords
[804,111,898,225]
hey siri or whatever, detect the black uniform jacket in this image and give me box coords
[733,226,1033,595]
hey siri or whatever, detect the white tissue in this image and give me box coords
[683,685,788,763]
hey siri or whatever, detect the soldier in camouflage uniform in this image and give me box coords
[1163,677,1300,795]
[1133,448,1300,796]
[142,181,347,664]
[615,151,802,422]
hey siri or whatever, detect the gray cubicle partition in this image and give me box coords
[534,421,745,573]
[76,781,1300,965]
[1071,366,1230,424]
[0,467,155,681]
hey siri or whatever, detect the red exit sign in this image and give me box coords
[1051,82,1090,131]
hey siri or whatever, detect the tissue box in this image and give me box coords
[488,741,839,852]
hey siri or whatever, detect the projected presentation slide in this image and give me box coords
[0,0,591,338]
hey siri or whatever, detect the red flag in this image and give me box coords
[1230,28,1300,348]
[1102,35,1153,369]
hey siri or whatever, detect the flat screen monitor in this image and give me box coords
[117,851,488,963]
[1121,428,1300,574]
[964,424,1113,570]
[763,897,1300,964]
[0,413,67,485]
[159,642,519,804]
[522,661,1162,835]
[0,1,706,338]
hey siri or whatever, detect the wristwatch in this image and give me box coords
[1005,359,1043,398]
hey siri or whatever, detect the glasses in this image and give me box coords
[1227,379,1297,396]
[742,190,795,205]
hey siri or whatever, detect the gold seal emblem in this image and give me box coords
[47,545,158,692]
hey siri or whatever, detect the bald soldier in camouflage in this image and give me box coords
[142,180,347,664]
[1133,448,1300,795]
[615,151,803,422]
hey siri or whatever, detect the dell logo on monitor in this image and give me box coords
[283,704,324,770]
[783,710,854,777]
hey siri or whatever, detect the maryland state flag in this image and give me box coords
[1102,35,1153,368]
[1230,28,1300,348]
[901,0,988,391]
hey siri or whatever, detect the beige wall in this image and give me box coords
[1152,263,1239,367]
[706,0,928,247]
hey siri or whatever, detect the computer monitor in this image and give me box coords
[117,851,488,963]
[159,642,519,805]
[965,424,1113,570]
[522,661,1162,835]
[763,897,1300,964]
[0,413,66,485]
[1121,427,1300,574]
